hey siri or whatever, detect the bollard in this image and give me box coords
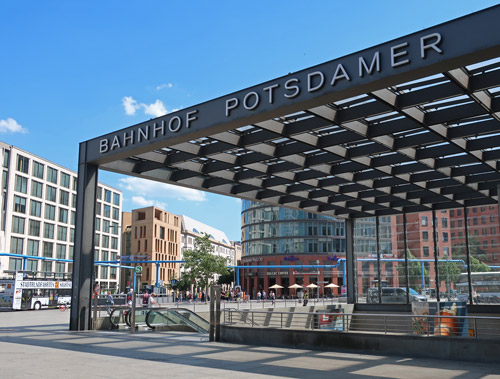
[130,291,136,334]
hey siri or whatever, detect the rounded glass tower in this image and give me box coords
[241,200,346,298]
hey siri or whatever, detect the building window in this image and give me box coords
[42,261,52,272]
[27,240,39,256]
[102,220,110,233]
[59,208,68,224]
[10,237,23,254]
[422,216,428,226]
[111,222,118,235]
[102,235,109,248]
[112,207,119,220]
[47,167,58,184]
[423,246,429,257]
[46,185,57,202]
[71,211,76,226]
[30,200,42,217]
[105,189,111,203]
[32,161,44,179]
[442,217,448,228]
[28,220,40,237]
[45,204,56,220]
[15,175,27,193]
[9,258,22,271]
[111,237,118,250]
[104,205,110,218]
[44,223,54,239]
[12,216,25,234]
[70,228,74,243]
[443,232,449,242]
[422,231,428,241]
[16,155,29,174]
[96,186,102,200]
[2,150,9,168]
[72,176,78,191]
[42,242,53,257]
[113,193,120,206]
[72,194,77,208]
[60,172,70,188]
[59,190,69,206]
[56,244,66,259]
[95,217,101,231]
[31,180,43,198]
[57,225,67,241]
[14,195,26,213]
[55,262,65,273]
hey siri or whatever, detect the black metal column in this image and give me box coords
[345,218,355,304]
[70,142,98,331]
[432,209,441,303]
[403,213,410,304]
[464,206,473,305]
[376,216,382,303]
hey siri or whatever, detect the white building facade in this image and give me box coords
[0,142,122,289]
[180,215,235,268]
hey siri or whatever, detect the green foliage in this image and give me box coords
[469,256,490,272]
[397,250,429,291]
[183,233,229,291]
[453,237,491,271]
[437,259,462,285]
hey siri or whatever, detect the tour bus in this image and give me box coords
[0,270,72,310]
[456,272,500,303]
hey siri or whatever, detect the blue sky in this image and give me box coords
[1,1,498,241]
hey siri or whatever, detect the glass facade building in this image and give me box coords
[241,200,347,298]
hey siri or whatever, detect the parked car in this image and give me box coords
[367,287,427,303]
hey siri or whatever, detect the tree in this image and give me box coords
[453,237,491,271]
[397,250,429,291]
[183,233,229,293]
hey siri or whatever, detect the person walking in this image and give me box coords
[106,291,114,314]
[303,291,309,306]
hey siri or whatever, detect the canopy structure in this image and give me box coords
[72,6,500,330]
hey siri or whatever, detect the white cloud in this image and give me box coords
[119,177,207,202]
[156,83,173,90]
[122,96,170,118]
[122,96,139,115]
[131,196,167,209]
[0,118,28,134]
[141,100,167,118]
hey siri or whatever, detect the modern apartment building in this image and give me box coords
[123,207,181,290]
[0,142,122,290]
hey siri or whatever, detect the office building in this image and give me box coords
[0,142,122,290]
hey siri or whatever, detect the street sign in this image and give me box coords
[171,279,178,286]
[134,266,143,274]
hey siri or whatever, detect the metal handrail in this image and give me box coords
[222,309,500,339]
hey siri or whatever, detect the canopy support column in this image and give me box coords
[70,142,97,331]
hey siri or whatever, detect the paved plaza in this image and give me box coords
[0,310,499,378]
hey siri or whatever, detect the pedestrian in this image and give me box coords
[262,290,267,300]
[106,291,114,314]
[303,291,309,306]
[142,291,150,307]
[257,290,261,301]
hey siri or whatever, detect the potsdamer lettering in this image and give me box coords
[225,33,442,117]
